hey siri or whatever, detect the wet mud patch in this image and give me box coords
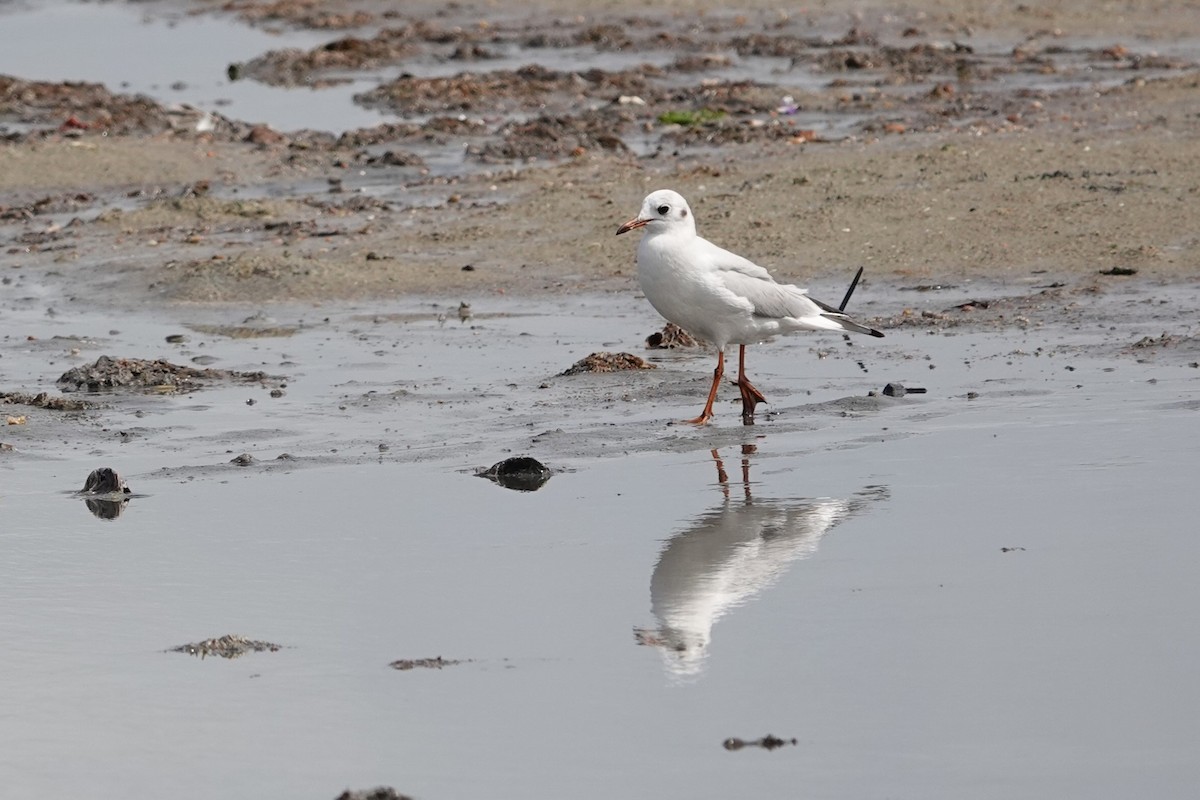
[233,29,423,88]
[560,352,656,376]
[58,355,278,393]
[354,64,656,116]
[186,323,300,339]
[476,110,633,161]
[1122,331,1200,363]
[2,12,1197,309]
[0,76,243,140]
[339,388,412,410]
[646,322,704,349]
[1,391,92,411]
[660,114,816,147]
[1128,332,1194,350]
[334,116,488,148]
[211,0,380,30]
[870,284,1098,332]
[158,255,318,302]
[0,191,97,220]
[231,18,507,87]
[799,394,892,419]
[104,194,302,231]
[149,450,332,482]
[319,11,1200,161]
[169,634,283,659]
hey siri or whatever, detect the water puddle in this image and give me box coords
[12,173,1200,800]
[2,337,1196,796]
[0,0,387,131]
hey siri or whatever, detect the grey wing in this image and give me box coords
[700,240,822,320]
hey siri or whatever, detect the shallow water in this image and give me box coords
[2,280,1199,797]
[0,0,383,131]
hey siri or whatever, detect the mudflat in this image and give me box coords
[2,0,1197,305]
[2,2,1198,799]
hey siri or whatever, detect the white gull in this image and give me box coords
[617,188,883,424]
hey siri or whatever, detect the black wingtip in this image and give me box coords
[839,266,865,312]
[870,329,885,338]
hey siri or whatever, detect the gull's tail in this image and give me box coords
[810,293,884,337]
[820,312,885,338]
[805,268,883,338]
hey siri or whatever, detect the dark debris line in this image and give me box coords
[169,635,283,660]
[723,734,799,751]
[334,788,413,800]
[389,656,464,671]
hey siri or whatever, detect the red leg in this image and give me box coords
[684,350,724,425]
[736,345,768,421]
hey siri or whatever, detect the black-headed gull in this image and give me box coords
[617,189,883,424]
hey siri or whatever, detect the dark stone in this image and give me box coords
[82,467,130,494]
[882,383,927,397]
[478,456,551,492]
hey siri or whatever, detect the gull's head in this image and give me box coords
[616,189,695,236]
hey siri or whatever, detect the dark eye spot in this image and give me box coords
[657,205,670,215]
[681,209,688,217]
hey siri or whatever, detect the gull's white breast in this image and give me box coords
[637,231,760,349]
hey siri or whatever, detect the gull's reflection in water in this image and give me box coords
[635,446,888,680]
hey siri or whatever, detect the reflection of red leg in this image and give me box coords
[740,444,755,500]
[711,448,729,498]
[685,350,724,425]
[711,448,728,484]
[736,345,768,420]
